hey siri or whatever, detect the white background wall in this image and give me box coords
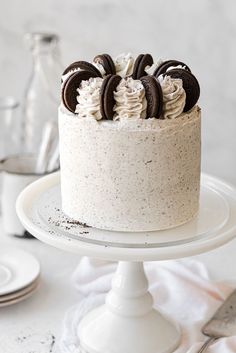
[0,0,236,183]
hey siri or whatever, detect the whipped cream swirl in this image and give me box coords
[92,61,106,77]
[145,59,163,75]
[159,75,186,119]
[114,77,147,120]
[61,68,82,84]
[115,53,134,77]
[166,65,186,72]
[75,77,103,120]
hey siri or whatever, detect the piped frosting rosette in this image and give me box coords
[61,53,200,121]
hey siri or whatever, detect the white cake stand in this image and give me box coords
[16,172,236,353]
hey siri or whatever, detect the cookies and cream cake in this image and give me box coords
[59,53,201,232]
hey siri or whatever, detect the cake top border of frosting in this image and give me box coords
[59,104,200,133]
[60,53,200,122]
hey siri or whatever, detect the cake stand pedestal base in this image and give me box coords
[78,261,180,353]
[16,173,236,353]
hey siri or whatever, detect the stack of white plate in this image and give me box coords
[0,247,40,307]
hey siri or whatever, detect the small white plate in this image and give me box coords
[0,282,40,307]
[0,276,40,303]
[0,247,40,296]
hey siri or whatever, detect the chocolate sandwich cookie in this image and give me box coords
[62,70,98,113]
[163,68,200,112]
[62,60,102,78]
[100,74,122,120]
[140,76,163,119]
[132,54,153,80]
[94,54,116,75]
[153,60,191,78]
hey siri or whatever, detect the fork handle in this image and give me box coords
[197,337,218,353]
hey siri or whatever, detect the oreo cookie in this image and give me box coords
[153,60,191,78]
[132,54,153,79]
[132,54,143,79]
[62,60,102,78]
[163,69,200,112]
[62,70,98,113]
[100,74,122,119]
[94,54,116,75]
[140,76,163,119]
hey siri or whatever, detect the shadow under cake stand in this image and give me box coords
[16,172,236,353]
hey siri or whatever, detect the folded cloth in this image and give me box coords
[60,257,234,353]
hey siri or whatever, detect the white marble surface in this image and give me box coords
[0,0,236,183]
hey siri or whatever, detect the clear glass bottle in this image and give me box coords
[22,32,62,154]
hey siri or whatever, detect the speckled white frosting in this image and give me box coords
[159,75,186,119]
[114,53,134,77]
[59,105,201,231]
[75,77,103,120]
[114,78,147,120]
[145,59,163,75]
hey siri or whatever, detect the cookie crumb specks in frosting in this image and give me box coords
[59,53,201,233]
[61,53,200,120]
[114,53,134,78]
[159,75,186,119]
[113,77,147,120]
[76,77,103,120]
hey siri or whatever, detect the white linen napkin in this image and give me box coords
[60,257,235,353]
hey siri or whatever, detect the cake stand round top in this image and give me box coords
[16,172,236,261]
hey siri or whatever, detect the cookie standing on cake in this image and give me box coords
[59,53,201,232]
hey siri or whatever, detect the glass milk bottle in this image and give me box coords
[22,32,62,154]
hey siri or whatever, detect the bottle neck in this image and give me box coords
[25,36,62,107]
[32,46,60,69]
